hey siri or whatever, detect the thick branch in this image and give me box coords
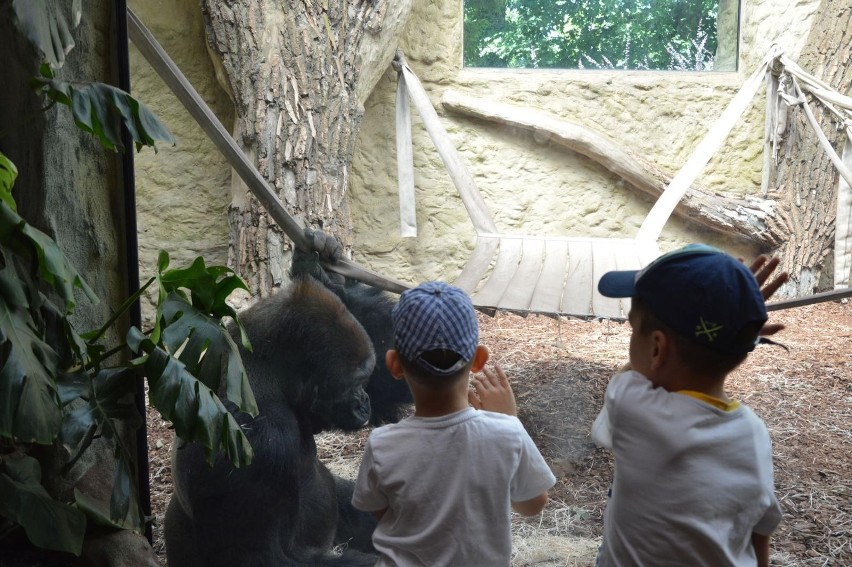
[441,90,783,248]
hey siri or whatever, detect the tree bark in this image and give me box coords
[769,0,852,295]
[200,1,410,296]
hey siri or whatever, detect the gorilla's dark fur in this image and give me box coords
[164,276,379,566]
[290,229,413,425]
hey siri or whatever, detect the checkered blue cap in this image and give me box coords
[392,281,479,376]
[597,244,768,355]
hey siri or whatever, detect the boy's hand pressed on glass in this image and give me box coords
[468,363,517,416]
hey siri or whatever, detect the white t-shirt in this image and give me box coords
[352,407,556,566]
[592,370,782,566]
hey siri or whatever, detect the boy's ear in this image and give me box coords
[385,349,405,381]
[470,345,489,373]
[649,330,670,371]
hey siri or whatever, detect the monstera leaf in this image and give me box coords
[0,269,62,444]
[127,327,254,468]
[0,152,18,212]
[0,202,96,315]
[0,454,86,555]
[31,66,175,153]
[159,293,256,415]
[55,367,146,528]
[156,252,251,350]
[11,0,82,69]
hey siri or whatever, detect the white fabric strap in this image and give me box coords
[637,47,779,243]
[395,73,417,237]
[836,139,852,288]
[398,64,497,235]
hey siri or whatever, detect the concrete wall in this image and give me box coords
[349,0,822,285]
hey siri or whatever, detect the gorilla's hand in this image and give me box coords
[292,228,345,286]
[301,228,342,261]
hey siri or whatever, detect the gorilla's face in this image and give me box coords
[309,347,374,433]
[300,285,377,433]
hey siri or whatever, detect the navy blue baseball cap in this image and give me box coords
[392,281,479,376]
[597,244,768,355]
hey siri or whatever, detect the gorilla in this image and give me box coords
[290,229,413,425]
[164,275,379,566]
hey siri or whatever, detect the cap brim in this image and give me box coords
[597,270,639,298]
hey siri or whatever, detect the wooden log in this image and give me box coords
[441,90,783,248]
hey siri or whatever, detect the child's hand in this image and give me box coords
[469,363,517,416]
[748,255,789,336]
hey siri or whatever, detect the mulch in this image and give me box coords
[146,299,852,566]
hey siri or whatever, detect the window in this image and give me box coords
[463,0,740,71]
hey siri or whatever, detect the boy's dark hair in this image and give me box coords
[397,349,472,388]
[631,298,755,378]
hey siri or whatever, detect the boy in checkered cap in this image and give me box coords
[592,244,783,567]
[352,281,555,566]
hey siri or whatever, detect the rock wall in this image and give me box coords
[349,0,822,284]
[130,0,823,294]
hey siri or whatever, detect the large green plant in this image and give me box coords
[0,1,256,557]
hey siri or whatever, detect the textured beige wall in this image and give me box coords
[129,0,234,323]
[349,0,822,285]
[129,0,823,294]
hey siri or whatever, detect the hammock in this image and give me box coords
[127,9,852,318]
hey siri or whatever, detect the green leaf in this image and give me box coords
[159,257,250,315]
[0,455,86,555]
[127,327,253,468]
[157,254,251,349]
[157,250,170,273]
[29,77,175,153]
[55,370,90,406]
[74,479,143,533]
[110,456,133,526]
[0,289,62,444]
[0,152,19,212]
[11,0,80,69]
[159,294,256,415]
[74,489,123,530]
[58,367,145,528]
[0,202,98,314]
[59,368,141,469]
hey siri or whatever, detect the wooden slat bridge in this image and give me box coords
[128,9,852,319]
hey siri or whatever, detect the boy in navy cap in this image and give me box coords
[351,281,556,566]
[592,244,782,567]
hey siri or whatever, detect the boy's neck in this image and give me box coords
[650,365,730,401]
[410,381,471,417]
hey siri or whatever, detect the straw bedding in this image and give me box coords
[147,300,851,566]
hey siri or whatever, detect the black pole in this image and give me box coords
[114,0,153,544]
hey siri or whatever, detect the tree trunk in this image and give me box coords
[769,0,852,295]
[200,1,410,296]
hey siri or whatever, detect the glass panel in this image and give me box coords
[463,0,740,71]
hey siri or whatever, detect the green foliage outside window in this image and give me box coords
[464,0,737,71]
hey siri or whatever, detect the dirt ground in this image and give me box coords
[146,299,851,566]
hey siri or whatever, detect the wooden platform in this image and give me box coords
[454,235,659,319]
